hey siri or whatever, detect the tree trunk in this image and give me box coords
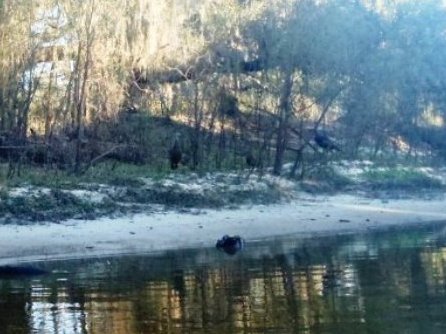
[191,83,202,170]
[74,5,95,174]
[273,69,293,175]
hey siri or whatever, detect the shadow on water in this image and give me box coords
[3,222,446,333]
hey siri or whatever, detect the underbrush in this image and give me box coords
[111,177,286,209]
[0,163,291,223]
[1,160,445,224]
[0,162,164,189]
[0,189,117,223]
[301,165,354,193]
[361,168,444,190]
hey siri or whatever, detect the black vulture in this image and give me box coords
[216,235,245,255]
[314,132,341,151]
[246,152,257,168]
[169,134,182,169]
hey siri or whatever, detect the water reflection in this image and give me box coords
[2,223,446,333]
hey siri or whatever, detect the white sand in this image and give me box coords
[1,193,446,264]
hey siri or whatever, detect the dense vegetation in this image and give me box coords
[1,0,446,180]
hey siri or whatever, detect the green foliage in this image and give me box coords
[362,168,443,190]
[111,175,285,209]
[115,186,223,208]
[0,162,291,223]
[0,189,116,223]
[2,0,446,217]
[303,166,354,193]
[1,162,160,189]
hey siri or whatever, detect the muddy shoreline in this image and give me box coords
[1,193,446,264]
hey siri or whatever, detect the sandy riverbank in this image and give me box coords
[1,193,446,264]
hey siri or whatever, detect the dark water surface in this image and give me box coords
[2,223,446,334]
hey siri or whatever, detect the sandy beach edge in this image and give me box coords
[1,193,446,264]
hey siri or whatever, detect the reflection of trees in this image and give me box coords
[109,255,365,333]
[0,280,32,333]
[420,247,446,296]
[5,228,446,333]
[27,283,88,334]
[0,252,365,333]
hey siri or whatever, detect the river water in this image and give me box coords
[2,222,446,333]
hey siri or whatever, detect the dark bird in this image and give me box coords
[216,235,245,255]
[169,134,182,170]
[0,265,47,278]
[246,152,257,168]
[314,132,341,151]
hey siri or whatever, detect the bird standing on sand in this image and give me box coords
[246,152,257,169]
[169,134,182,170]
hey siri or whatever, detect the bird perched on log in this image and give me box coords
[216,235,245,255]
[314,132,341,151]
[169,133,182,170]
